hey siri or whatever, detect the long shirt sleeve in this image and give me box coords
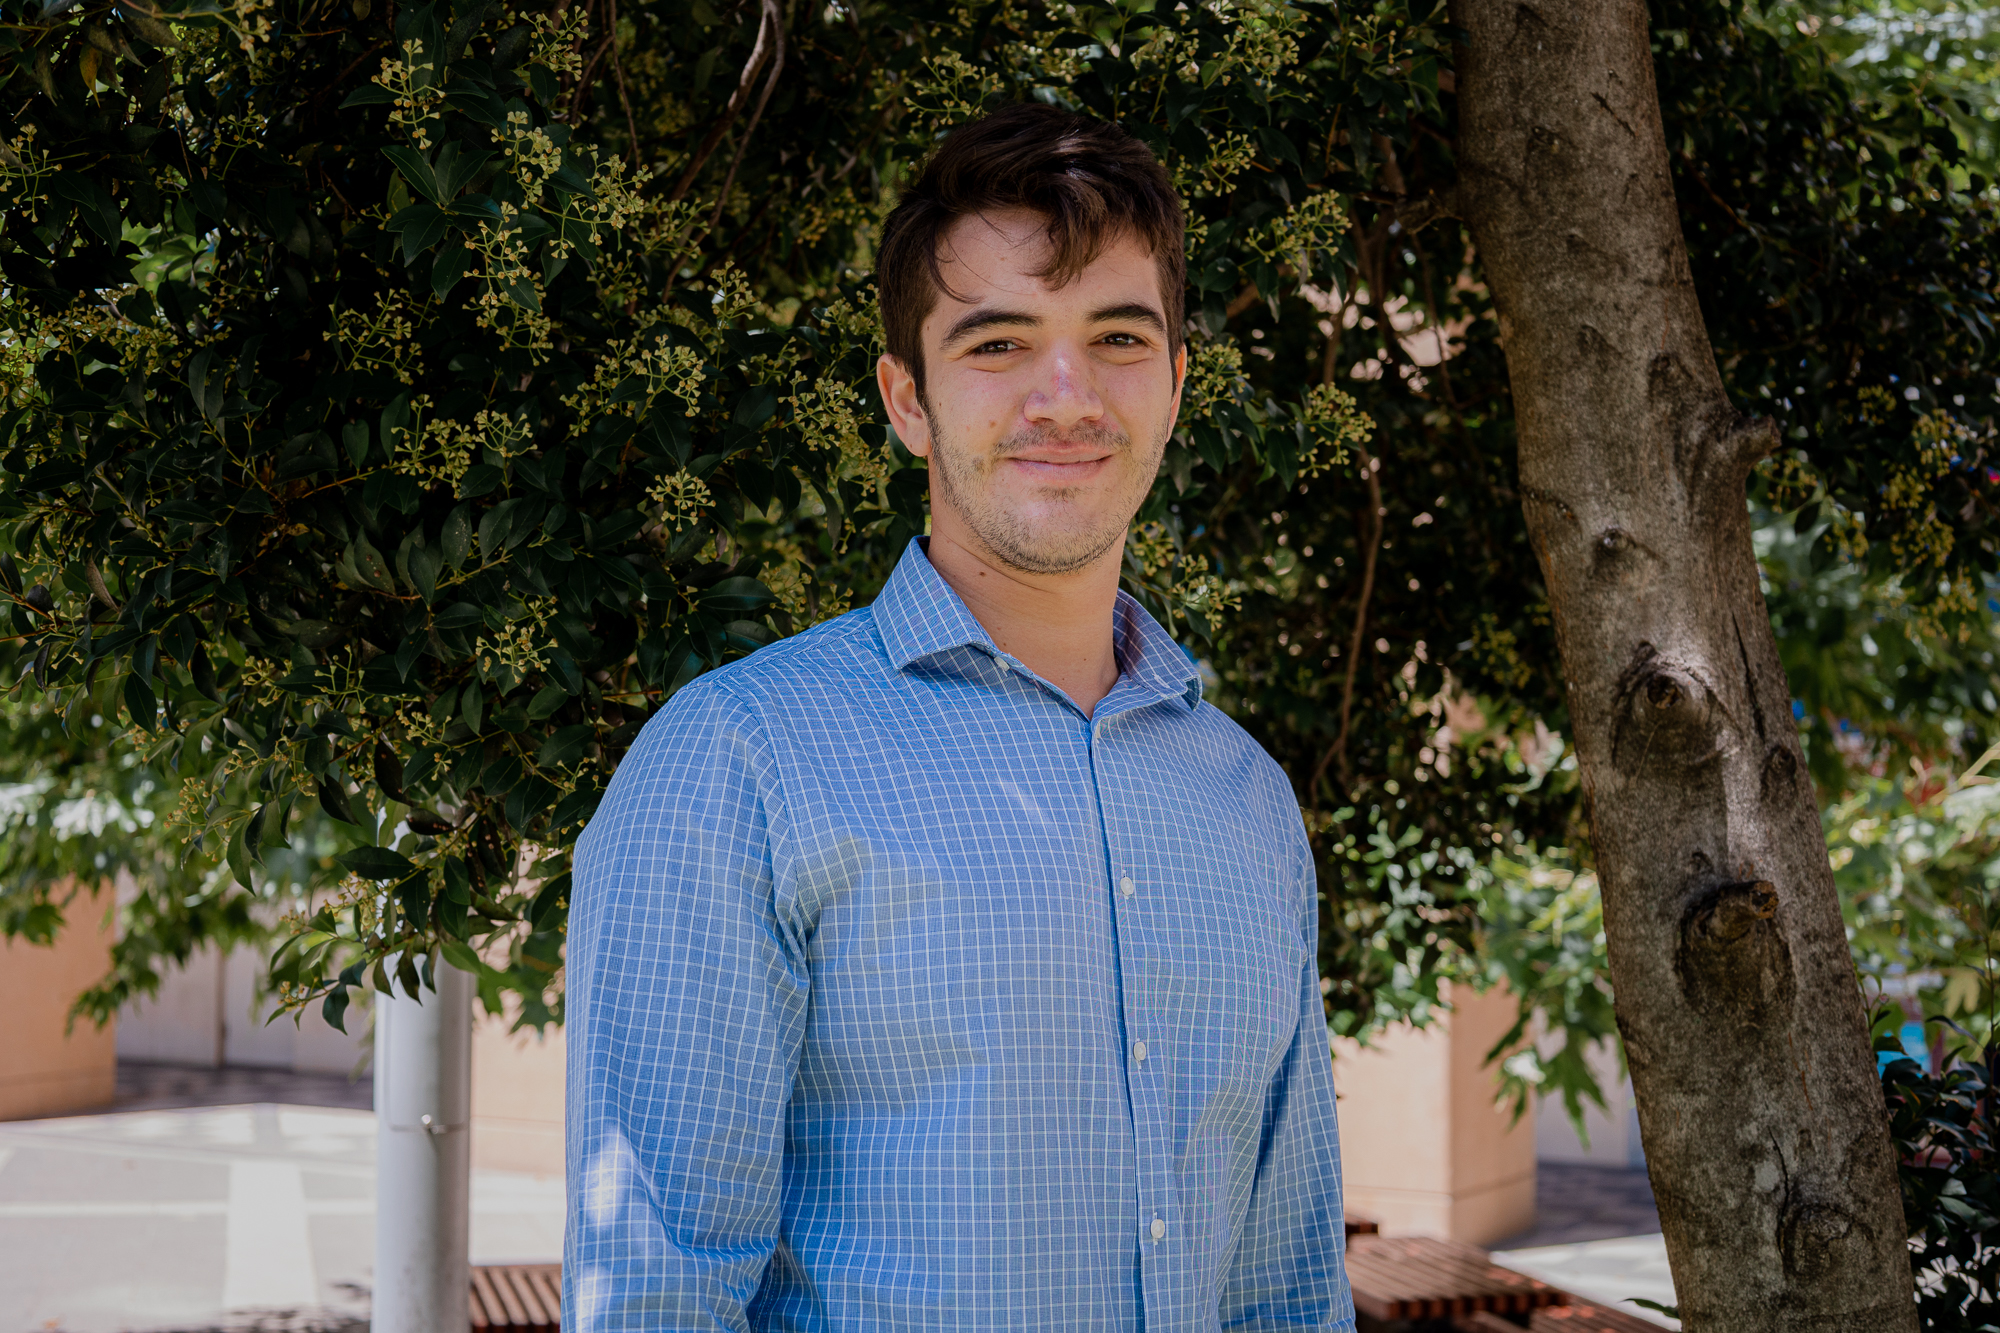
[565,682,805,1333]
[1217,853,1352,1330]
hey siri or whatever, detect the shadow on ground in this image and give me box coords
[49,1062,375,1119]
[127,1312,367,1333]
[1498,1162,1661,1248]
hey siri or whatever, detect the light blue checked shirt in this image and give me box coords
[565,539,1353,1332]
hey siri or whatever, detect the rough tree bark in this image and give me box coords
[1442,3,1917,1328]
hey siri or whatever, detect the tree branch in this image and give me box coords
[570,32,616,124]
[1224,282,1261,319]
[706,0,786,229]
[1308,287,1381,805]
[605,0,641,165]
[1674,151,1752,235]
[1393,186,1459,235]
[1312,441,1382,800]
[1725,413,1780,470]
[668,1,778,205]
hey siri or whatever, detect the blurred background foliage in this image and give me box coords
[0,0,1993,1162]
[0,690,335,1017]
[1877,1005,1998,1329]
[1774,0,2000,181]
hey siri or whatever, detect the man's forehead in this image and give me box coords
[935,207,1062,272]
[929,211,1159,312]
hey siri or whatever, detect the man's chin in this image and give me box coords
[973,513,1128,577]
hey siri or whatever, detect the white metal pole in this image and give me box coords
[372,958,472,1333]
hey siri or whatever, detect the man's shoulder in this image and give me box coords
[643,603,888,734]
[1184,695,1285,777]
[581,609,887,852]
[1179,701,1310,856]
[701,602,887,700]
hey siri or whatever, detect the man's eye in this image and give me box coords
[1099,332,1143,347]
[971,339,1021,355]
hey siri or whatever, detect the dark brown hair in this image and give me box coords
[876,102,1187,396]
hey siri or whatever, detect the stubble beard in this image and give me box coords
[919,392,1166,577]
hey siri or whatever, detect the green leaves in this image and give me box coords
[122,673,156,730]
[338,535,397,594]
[433,602,483,631]
[441,504,474,567]
[319,780,363,826]
[700,576,774,613]
[536,724,594,769]
[388,204,450,263]
[458,680,486,732]
[435,143,496,199]
[385,147,447,205]
[340,83,398,109]
[432,243,472,296]
[731,385,779,430]
[383,146,495,260]
[1876,1004,1999,1326]
[185,349,223,422]
[337,846,421,881]
[48,173,122,246]
[1656,0,1999,609]
[408,542,443,602]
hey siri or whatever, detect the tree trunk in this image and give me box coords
[1443,3,1917,1328]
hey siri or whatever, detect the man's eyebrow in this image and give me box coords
[1088,302,1167,333]
[940,308,1040,348]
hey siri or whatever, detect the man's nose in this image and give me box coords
[1022,346,1104,429]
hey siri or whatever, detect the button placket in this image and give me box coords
[1094,722,1171,1300]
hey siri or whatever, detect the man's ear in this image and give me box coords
[1168,342,1188,418]
[877,353,932,459]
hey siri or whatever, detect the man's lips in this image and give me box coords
[1003,454,1114,482]
[999,443,1118,480]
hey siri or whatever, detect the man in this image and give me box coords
[566,102,1353,1332]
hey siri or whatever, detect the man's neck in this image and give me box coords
[922,524,1123,719]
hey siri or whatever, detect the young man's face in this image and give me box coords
[878,208,1186,577]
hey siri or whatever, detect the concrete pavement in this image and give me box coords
[1493,1234,1680,1329]
[0,1104,562,1333]
[2,1083,1678,1332]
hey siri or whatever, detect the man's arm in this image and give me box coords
[1217,851,1356,1332]
[563,681,807,1333]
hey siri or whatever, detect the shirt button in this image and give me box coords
[1133,1041,1148,1063]
[1118,876,1135,898]
[1150,1217,1167,1241]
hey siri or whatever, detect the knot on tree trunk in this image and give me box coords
[1611,642,1731,775]
[1647,353,1779,491]
[1780,1197,1864,1283]
[1675,874,1795,1029]
[1703,878,1777,941]
[1760,742,1801,804]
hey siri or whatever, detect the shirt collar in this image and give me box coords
[872,538,1204,712]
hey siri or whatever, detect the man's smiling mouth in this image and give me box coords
[992,429,1127,483]
[1004,452,1115,482]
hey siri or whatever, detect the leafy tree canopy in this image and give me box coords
[0,0,1433,1033]
[0,0,1992,1139]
